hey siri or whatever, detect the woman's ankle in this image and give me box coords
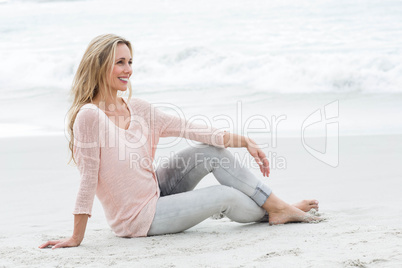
[261,193,288,213]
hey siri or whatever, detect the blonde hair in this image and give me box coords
[66,34,133,164]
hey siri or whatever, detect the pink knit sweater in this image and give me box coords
[72,97,225,237]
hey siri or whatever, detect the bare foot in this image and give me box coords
[268,203,319,225]
[262,193,320,225]
[292,199,319,212]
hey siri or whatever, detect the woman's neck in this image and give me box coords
[92,94,125,112]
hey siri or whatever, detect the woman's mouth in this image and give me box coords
[118,77,129,82]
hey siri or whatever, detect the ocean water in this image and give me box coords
[0,0,402,138]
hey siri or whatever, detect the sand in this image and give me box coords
[0,134,401,267]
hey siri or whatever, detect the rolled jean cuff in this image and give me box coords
[251,182,272,207]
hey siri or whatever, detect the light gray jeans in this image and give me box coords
[147,145,272,236]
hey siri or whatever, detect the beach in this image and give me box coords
[1,134,401,267]
[1,0,402,266]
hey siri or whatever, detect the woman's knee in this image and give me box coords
[182,144,232,159]
[212,185,245,205]
[199,145,233,161]
[211,185,266,222]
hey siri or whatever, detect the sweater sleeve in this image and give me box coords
[72,106,101,217]
[154,105,226,148]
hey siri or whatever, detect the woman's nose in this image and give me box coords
[125,64,132,74]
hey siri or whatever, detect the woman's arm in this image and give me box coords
[149,102,269,177]
[39,108,100,249]
[38,214,89,249]
[223,132,270,177]
[223,132,251,148]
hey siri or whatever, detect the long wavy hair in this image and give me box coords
[66,34,133,164]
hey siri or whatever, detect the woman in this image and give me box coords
[39,34,319,249]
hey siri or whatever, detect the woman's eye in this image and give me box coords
[117,61,123,64]
[129,61,133,65]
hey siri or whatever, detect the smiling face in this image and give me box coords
[108,43,133,92]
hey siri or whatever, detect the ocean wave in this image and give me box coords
[1,46,402,98]
[120,47,402,94]
[1,0,402,97]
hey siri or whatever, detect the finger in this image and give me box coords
[259,164,264,175]
[254,156,262,165]
[52,241,68,249]
[261,157,270,177]
[260,165,268,177]
[38,242,49,248]
[259,154,268,166]
[257,152,269,168]
[262,157,269,167]
[38,242,50,249]
[39,240,59,248]
[264,167,269,177]
[263,166,269,177]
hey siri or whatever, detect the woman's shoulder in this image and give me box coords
[125,96,149,105]
[124,97,153,112]
[75,103,101,122]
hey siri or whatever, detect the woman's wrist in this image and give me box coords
[223,132,256,148]
[244,136,255,148]
[71,234,83,245]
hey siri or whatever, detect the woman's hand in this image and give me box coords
[246,140,270,177]
[39,214,88,249]
[223,132,270,177]
[38,236,82,249]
